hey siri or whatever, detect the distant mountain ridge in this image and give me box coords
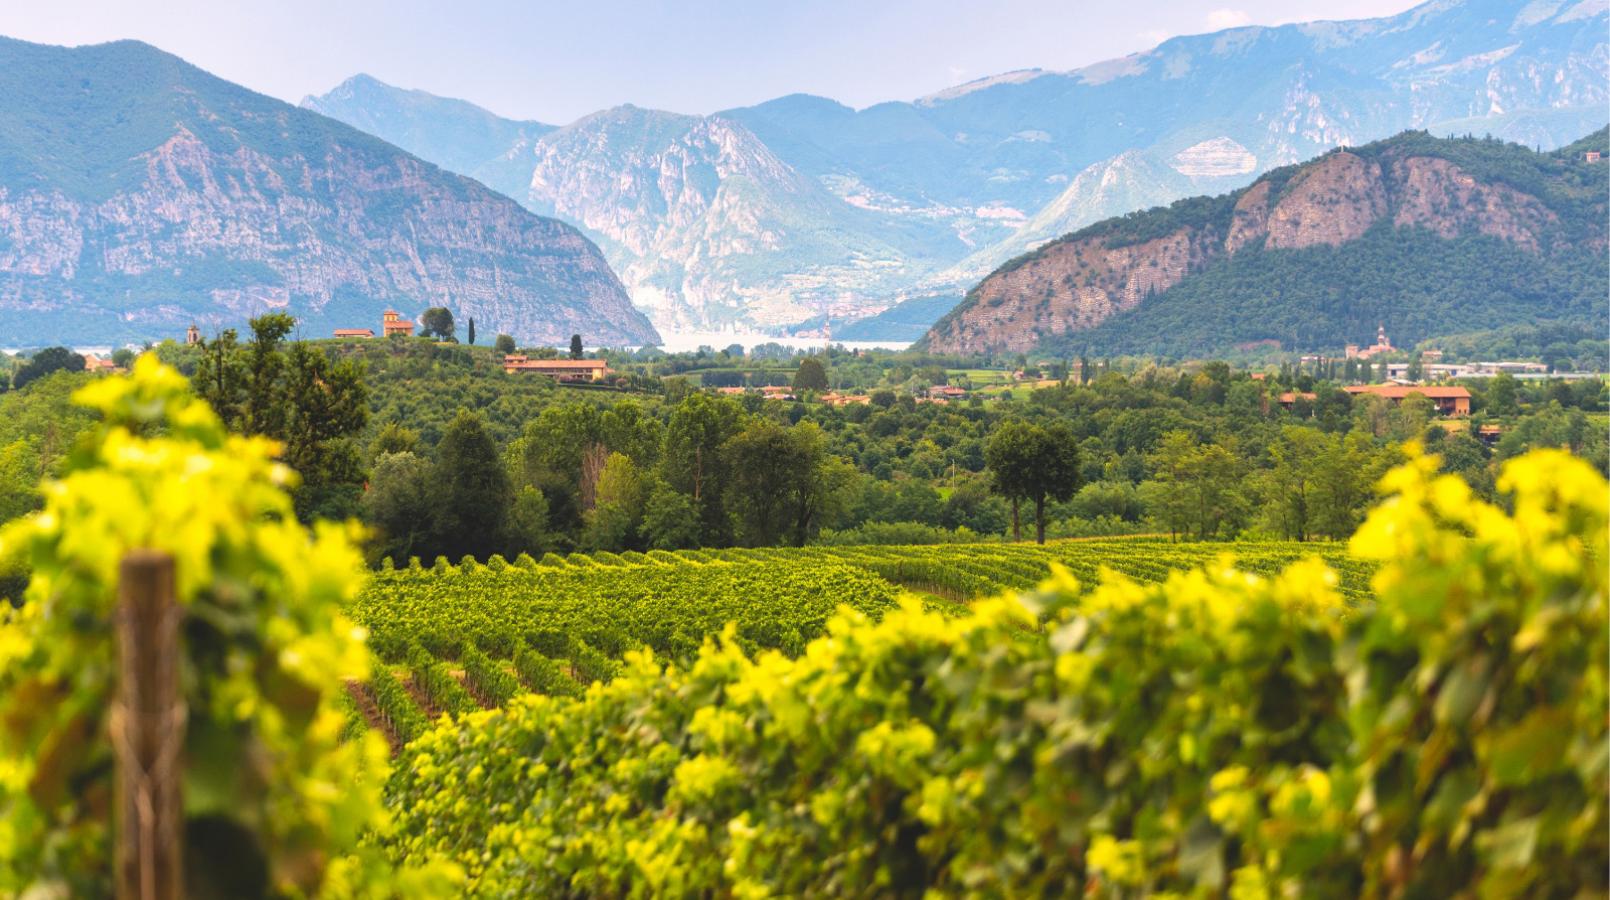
[0,39,658,346]
[302,0,1608,338]
[919,128,1609,357]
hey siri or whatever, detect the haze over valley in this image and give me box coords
[302,0,1608,341]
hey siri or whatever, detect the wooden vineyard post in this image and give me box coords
[113,550,184,900]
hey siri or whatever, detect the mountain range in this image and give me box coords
[303,0,1609,337]
[0,37,659,347]
[919,128,1609,356]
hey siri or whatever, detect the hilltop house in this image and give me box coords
[1343,384,1471,416]
[381,310,416,337]
[185,324,201,346]
[502,355,611,382]
[333,310,411,339]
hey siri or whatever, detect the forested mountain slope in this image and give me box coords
[920,129,1609,357]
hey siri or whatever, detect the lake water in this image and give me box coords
[646,330,910,353]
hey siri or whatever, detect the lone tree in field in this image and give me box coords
[793,357,829,393]
[986,420,1082,543]
[421,307,455,341]
[570,334,584,359]
[467,317,476,345]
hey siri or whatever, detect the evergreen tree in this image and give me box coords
[467,317,476,345]
[433,410,511,559]
[421,307,456,341]
[570,334,584,360]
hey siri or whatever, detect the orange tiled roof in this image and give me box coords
[1343,384,1471,400]
[504,358,608,369]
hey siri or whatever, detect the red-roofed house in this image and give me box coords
[381,310,415,337]
[1343,384,1470,416]
[334,328,375,339]
[502,355,611,382]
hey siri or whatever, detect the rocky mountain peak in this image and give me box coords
[921,129,1606,356]
[0,37,657,346]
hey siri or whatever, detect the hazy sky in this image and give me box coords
[3,0,1422,123]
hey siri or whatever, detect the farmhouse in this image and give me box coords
[820,391,871,406]
[333,328,375,339]
[381,310,416,337]
[1343,383,1471,416]
[927,385,969,401]
[502,355,611,382]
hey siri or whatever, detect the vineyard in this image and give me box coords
[4,357,1604,898]
[371,450,1607,896]
[341,539,1375,750]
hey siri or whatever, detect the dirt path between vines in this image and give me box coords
[343,679,402,756]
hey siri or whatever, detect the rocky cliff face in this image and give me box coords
[512,106,945,331]
[922,131,1603,355]
[0,39,658,346]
